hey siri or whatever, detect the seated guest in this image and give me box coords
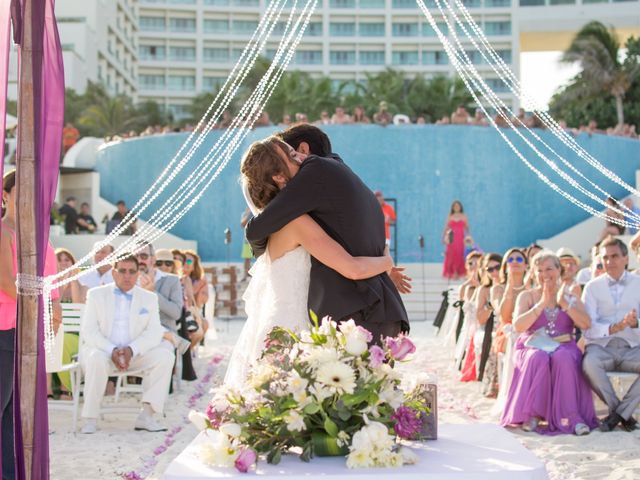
[79,242,115,289]
[582,236,640,432]
[52,248,87,399]
[576,244,603,287]
[137,243,189,354]
[80,254,174,434]
[501,251,597,435]
[155,249,197,381]
[181,250,209,343]
[557,247,581,290]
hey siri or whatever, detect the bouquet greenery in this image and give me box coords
[189,314,431,472]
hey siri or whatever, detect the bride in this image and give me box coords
[224,136,393,388]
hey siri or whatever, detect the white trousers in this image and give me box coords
[80,346,175,419]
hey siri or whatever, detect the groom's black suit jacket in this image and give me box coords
[246,154,409,339]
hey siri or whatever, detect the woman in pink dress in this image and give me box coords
[442,200,469,279]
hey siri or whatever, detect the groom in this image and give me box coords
[245,124,409,341]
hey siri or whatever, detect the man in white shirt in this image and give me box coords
[582,236,640,432]
[79,242,115,289]
[80,254,174,434]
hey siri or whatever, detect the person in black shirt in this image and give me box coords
[58,196,79,234]
[109,200,137,235]
[78,202,97,233]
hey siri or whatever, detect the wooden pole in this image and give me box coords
[16,0,39,477]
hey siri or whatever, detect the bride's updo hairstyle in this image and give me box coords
[241,136,294,210]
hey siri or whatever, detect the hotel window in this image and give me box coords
[359,51,385,65]
[495,49,511,63]
[330,22,356,36]
[169,46,196,61]
[168,104,190,120]
[168,75,195,91]
[486,0,511,5]
[486,78,508,92]
[295,50,323,64]
[203,0,229,4]
[461,0,481,7]
[231,0,259,5]
[484,21,511,35]
[203,47,229,62]
[359,22,385,37]
[305,22,323,36]
[139,45,166,60]
[392,0,417,7]
[203,19,229,33]
[330,51,356,65]
[422,22,448,37]
[392,23,418,37]
[392,51,418,65]
[330,0,356,7]
[139,16,166,31]
[359,0,385,6]
[169,0,196,4]
[232,20,259,34]
[169,18,196,32]
[139,74,165,89]
[518,0,544,4]
[422,50,448,65]
[465,50,483,65]
[203,76,226,90]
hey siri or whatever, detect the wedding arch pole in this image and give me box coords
[15,0,40,476]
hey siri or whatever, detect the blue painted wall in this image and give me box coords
[96,126,640,262]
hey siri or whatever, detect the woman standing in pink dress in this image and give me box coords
[442,200,469,279]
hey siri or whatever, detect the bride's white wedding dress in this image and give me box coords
[223,246,311,389]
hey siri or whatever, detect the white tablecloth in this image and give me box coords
[164,423,547,479]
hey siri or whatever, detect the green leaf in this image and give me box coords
[324,418,339,437]
[300,443,313,463]
[303,403,321,415]
[267,448,282,465]
[310,310,318,327]
[338,410,352,422]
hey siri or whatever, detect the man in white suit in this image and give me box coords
[80,254,174,434]
[582,236,640,432]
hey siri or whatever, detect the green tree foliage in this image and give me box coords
[553,22,640,127]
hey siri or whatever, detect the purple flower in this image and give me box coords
[153,445,167,455]
[121,472,143,480]
[369,345,385,367]
[205,403,224,428]
[391,406,423,440]
[385,335,416,361]
[234,447,257,473]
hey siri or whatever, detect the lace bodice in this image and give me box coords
[224,246,311,388]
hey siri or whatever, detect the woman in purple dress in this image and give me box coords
[500,251,598,435]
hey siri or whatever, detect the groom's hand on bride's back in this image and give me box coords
[388,266,412,294]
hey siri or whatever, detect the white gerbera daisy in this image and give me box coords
[315,361,356,394]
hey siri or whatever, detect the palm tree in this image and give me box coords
[562,21,640,126]
[78,94,142,137]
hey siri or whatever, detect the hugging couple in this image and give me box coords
[225,124,412,385]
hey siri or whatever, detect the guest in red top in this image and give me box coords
[375,191,396,247]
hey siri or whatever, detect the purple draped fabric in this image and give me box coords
[0,0,12,194]
[9,0,64,478]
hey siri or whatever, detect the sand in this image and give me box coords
[48,321,640,480]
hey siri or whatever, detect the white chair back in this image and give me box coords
[61,303,84,334]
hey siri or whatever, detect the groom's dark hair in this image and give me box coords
[278,123,332,157]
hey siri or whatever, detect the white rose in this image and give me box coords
[188,410,209,431]
[344,334,368,356]
[339,319,357,336]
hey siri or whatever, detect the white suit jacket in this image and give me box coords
[80,284,163,357]
[582,272,640,347]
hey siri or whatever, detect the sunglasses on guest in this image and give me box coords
[507,256,525,264]
[486,265,500,273]
[156,260,174,267]
[185,258,194,265]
